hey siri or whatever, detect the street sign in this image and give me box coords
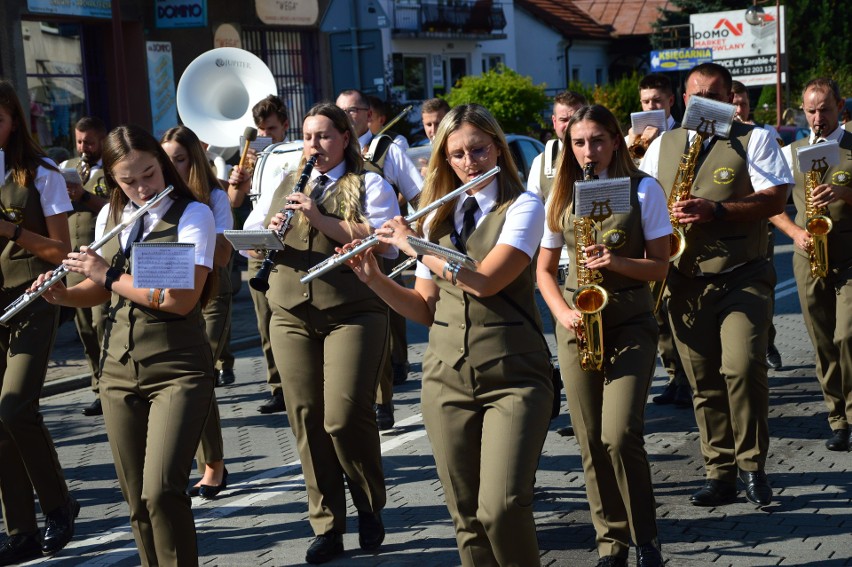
[690,7,786,87]
[650,48,714,72]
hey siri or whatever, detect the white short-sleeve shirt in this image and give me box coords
[33,161,74,216]
[360,131,423,203]
[415,179,545,279]
[95,198,216,269]
[540,173,672,249]
[209,188,233,233]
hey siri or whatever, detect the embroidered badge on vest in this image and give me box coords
[713,167,735,185]
[831,170,851,186]
[1,207,24,224]
[603,229,628,250]
[94,180,109,198]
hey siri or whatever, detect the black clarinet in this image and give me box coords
[249,155,318,292]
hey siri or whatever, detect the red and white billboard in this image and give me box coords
[690,7,786,87]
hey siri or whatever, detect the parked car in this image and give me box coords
[406,134,545,181]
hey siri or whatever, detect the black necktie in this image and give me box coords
[77,159,91,184]
[124,211,147,257]
[460,196,479,246]
[309,175,329,201]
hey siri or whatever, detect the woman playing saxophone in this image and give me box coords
[535,105,671,567]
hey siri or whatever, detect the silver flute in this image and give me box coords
[0,185,174,325]
[300,166,500,284]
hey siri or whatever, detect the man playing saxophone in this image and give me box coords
[641,63,793,508]
[770,78,852,452]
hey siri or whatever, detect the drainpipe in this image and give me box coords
[563,38,573,88]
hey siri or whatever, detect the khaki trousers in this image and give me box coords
[196,263,233,467]
[422,353,552,567]
[376,257,410,405]
[556,311,659,558]
[793,253,852,430]
[656,298,688,386]
[668,260,773,481]
[269,299,388,535]
[249,257,282,395]
[0,300,67,535]
[100,347,214,567]
[74,303,104,390]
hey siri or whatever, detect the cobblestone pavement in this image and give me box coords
[5,232,851,566]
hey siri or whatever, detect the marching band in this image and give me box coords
[1,45,850,567]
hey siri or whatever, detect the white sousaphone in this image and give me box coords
[176,47,277,150]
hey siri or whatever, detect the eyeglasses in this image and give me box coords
[343,106,369,115]
[447,144,493,165]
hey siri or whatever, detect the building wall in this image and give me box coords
[514,7,566,93]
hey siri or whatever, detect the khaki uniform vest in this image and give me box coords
[428,201,545,369]
[562,175,654,325]
[363,134,394,187]
[538,140,561,200]
[264,172,377,311]
[789,132,852,270]
[101,198,208,363]
[0,177,54,293]
[657,123,766,276]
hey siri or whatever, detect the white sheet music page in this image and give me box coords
[682,97,736,138]
[796,140,840,172]
[131,243,195,289]
[631,110,667,134]
[574,177,632,219]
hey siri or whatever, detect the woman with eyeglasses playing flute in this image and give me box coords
[342,103,553,566]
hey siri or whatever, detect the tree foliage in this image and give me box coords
[444,64,549,134]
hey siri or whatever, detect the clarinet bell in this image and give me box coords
[249,258,274,292]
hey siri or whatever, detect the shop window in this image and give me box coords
[393,54,427,101]
[22,21,86,160]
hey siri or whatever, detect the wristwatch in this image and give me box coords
[713,201,727,220]
[104,267,123,291]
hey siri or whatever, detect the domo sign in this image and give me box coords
[155,0,207,29]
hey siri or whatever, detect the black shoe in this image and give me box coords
[738,470,772,507]
[186,485,201,497]
[216,368,236,387]
[199,468,229,500]
[652,381,678,405]
[689,479,738,507]
[392,362,410,386]
[257,392,286,414]
[636,539,663,567]
[41,495,80,556]
[375,403,394,431]
[0,532,42,566]
[305,532,344,564]
[556,425,575,437]
[825,428,850,451]
[357,510,385,551]
[82,398,102,417]
[673,382,692,408]
[766,344,782,370]
[595,555,628,567]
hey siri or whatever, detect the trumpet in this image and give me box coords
[300,166,501,284]
[250,155,318,292]
[1,186,175,325]
[572,162,608,371]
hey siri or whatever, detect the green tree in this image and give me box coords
[444,64,549,134]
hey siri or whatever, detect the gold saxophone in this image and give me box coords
[651,130,707,313]
[572,162,608,371]
[804,130,833,278]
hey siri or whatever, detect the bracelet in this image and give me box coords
[10,224,22,242]
[104,267,122,291]
[442,261,451,281]
[448,261,461,285]
[148,288,165,310]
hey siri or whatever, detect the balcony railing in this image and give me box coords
[392,1,507,39]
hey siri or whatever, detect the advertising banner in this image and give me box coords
[146,42,177,140]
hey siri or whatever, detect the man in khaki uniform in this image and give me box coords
[771,78,852,452]
[59,116,110,416]
[641,63,792,507]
